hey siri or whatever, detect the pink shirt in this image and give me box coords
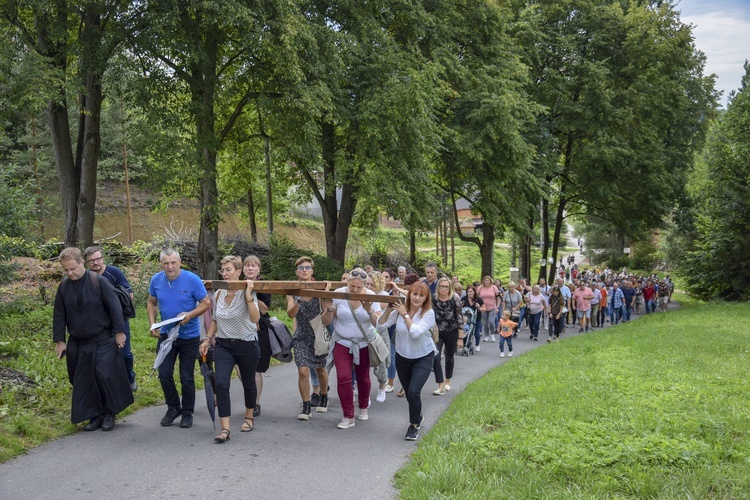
[573,287,594,312]
[477,285,499,311]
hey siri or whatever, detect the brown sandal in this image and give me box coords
[214,428,230,443]
[241,417,254,432]
[397,388,405,398]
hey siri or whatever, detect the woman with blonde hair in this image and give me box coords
[322,268,381,429]
[431,277,463,395]
[200,256,260,442]
[477,276,499,342]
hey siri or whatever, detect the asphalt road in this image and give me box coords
[0,302,665,500]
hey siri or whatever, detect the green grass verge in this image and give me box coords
[395,296,750,498]
[0,303,291,463]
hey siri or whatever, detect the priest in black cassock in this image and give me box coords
[53,247,134,431]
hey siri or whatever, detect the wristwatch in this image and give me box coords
[404,314,410,319]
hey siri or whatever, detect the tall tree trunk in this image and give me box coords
[480,222,496,278]
[409,227,416,265]
[449,204,455,272]
[195,30,220,279]
[49,101,79,247]
[548,194,567,284]
[539,196,550,282]
[264,135,273,235]
[120,100,133,244]
[77,73,104,247]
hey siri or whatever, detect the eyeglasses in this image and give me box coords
[438,285,450,289]
[349,270,367,279]
[297,265,313,271]
[86,257,103,264]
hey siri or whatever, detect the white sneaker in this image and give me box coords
[500,352,505,357]
[384,384,394,393]
[475,345,480,352]
[482,337,488,342]
[491,334,496,342]
[508,351,513,357]
[337,418,355,429]
[358,409,369,421]
[376,389,386,403]
[445,384,451,391]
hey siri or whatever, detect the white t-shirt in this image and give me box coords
[332,287,382,348]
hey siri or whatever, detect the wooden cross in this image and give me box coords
[203,280,404,304]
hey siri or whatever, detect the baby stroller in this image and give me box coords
[460,306,477,356]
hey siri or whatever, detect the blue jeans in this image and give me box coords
[498,335,513,353]
[395,352,434,426]
[528,312,542,338]
[474,316,482,346]
[645,299,654,314]
[157,336,200,415]
[481,310,496,338]
[610,305,622,325]
[517,308,526,334]
[121,319,135,383]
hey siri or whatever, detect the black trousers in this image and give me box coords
[433,328,459,383]
[214,338,260,418]
[395,352,434,425]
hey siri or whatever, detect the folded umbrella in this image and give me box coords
[200,354,216,430]
[152,324,181,374]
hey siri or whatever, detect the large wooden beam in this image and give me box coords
[204,280,347,291]
[294,289,403,304]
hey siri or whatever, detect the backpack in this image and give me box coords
[88,271,137,319]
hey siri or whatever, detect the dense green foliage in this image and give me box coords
[396,298,750,498]
[0,0,718,279]
[680,64,750,300]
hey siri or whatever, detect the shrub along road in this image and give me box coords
[0,305,666,499]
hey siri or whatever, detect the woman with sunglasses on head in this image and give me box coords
[431,277,464,395]
[200,256,260,443]
[377,281,435,440]
[242,255,272,418]
[321,267,382,429]
[286,256,329,421]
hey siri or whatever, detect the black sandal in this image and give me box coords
[241,417,254,432]
[214,428,230,443]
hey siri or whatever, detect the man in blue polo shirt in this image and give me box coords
[147,247,210,429]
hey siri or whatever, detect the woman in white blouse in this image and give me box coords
[377,280,436,441]
[199,256,260,443]
[322,268,381,429]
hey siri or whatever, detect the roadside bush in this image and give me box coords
[264,235,343,281]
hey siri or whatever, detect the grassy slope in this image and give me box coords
[396,296,750,499]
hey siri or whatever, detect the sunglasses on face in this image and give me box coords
[297,265,313,271]
[349,270,367,279]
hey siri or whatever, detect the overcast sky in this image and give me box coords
[677,0,750,107]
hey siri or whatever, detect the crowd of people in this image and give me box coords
[52,248,672,442]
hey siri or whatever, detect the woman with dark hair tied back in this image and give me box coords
[378,280,435,441]
[200,256,260,443]
[462,285,485,352]
[243,255,271,418]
